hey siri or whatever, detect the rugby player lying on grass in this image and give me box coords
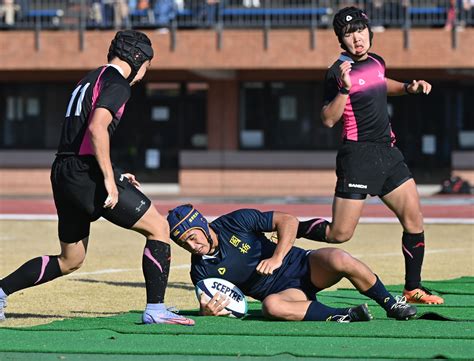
[167,204,416,322]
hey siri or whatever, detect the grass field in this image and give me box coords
[0,220,472,328]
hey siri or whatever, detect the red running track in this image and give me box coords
[0,198,472,218]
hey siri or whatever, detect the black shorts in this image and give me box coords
[264,249,320,301]
[335,141,412,199]
[51,155,151,243]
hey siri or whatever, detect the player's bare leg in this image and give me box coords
[308,248,375,291]
[297,197,364,243]
[382,179,444,304]
[327,197,365,243]
[0,237,88,321]
[58,238,89,274]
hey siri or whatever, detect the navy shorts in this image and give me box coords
[51,155,151,243]
[335,141,412,199]
[264,249,320,300]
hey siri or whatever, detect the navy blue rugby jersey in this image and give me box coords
[190,209,308,301]
[57,65,131,155]
[323,52,395,143]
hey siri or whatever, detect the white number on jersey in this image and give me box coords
[65,83,90,117]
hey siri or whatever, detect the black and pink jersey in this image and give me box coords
[57,65,131,155]
[323,52,395,143]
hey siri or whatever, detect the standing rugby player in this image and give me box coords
[298,7,443,305]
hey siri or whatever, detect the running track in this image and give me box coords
[0,197,472,223]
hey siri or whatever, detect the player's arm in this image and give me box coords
[386,78,432,96]
[256,211,299,276]
[88,107,118,209]
[321,61,352,128]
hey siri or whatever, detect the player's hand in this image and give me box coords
[338,61,352,90]
[407,80,431,95]
[199,292,231,316]
[256,257,283,276]
[121,173,141,189]
[103,178,119,209]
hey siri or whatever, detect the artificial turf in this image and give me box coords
[0,277,472,359]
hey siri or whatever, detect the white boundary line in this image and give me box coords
[0,214,472,224]
[69,263,191,278]
[64,246,470,278]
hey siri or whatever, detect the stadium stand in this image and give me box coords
[1,0,472,30]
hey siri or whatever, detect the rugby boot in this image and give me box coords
[403,285,444,304]
[387,296,417,320]
[143,305,195,326]
[329,303,373,323]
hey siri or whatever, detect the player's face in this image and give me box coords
[179,229,210,255]
[342,27,370,58]
[130,60,151,86]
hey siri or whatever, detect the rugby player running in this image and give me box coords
[298,7,444,305]
[0,30,194,326]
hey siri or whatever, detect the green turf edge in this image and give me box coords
[0,353,391,361]
[0,331,473,359]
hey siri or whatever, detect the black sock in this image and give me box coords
[303,300,349,321]
[402,232,425,291]
[297,218,329,241]
[142,240,170,304]
[361,275,396,311]
[0,256,62,295]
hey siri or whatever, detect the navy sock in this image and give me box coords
[361,275,396,311]
[0,256,62,295]
[142,240,170,304]
[402,232,425,290]
[303,300,349,321]
[297,218,329,241]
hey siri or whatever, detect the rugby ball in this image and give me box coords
[195,278,248,318]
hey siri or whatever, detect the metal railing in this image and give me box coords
[1,1,471,48]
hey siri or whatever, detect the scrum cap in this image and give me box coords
[108,30,153,83]
[333,6,373,49]
[167,204,211,244]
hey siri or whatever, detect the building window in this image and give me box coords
[240,81,341,150]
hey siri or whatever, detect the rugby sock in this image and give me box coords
[361,275,396,311]
[142,240,170,304]
[402,232,425,291]
[297,218,329,241]
[144,302,167,315]
[0,256,62,295]
[303,300,349,321]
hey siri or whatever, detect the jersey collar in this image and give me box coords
[105,63,125,77]
[202,249,220,260]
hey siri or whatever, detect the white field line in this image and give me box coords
[66,247,471,277]
[0,214,473,224]
[352,248,469,258]
[69,263,191,277]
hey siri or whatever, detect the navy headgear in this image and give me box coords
[167,204,211,244]
[108,30,154,83]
